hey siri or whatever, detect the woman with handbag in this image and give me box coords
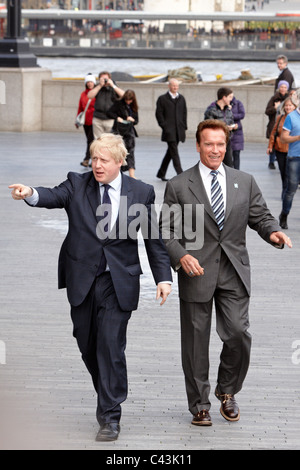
[267,96,296,198]
[265,80,289,170]
[107,89,139,178]
[75,73,96,168]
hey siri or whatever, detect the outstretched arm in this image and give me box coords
[10,174,74,209]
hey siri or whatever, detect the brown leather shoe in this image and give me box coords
[215,387,240,422]
[191,409,212,426]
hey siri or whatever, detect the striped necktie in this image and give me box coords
[210,170,225,231]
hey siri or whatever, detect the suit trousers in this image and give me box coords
[70,272,131,425]
[92,116,114,139]
[179,251,251,415]
[157,141,183,178]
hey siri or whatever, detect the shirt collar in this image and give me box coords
[99,171,122,192]
[199,160,225,178]
[169,91,179,99]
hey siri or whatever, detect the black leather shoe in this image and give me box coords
[279,212,288,229]
[95,422,120,442]
[215,387,240,422]
[158,177,169,182]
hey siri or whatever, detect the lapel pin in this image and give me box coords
[234,183,238,189]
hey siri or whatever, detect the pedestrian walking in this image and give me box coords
[75,73,96,168]
[108,89,139,179]
[155,78,187,181]
[279,92,300,229]
[160,119,292,427]
[230,95,245,170]
[265,80,289,169]
[9,133,172,442]
[267,96,297,197]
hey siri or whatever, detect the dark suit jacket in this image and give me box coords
[31,172,172,311]
[155,92,187,143]
[274,67,295,93]
[161,164,282,303]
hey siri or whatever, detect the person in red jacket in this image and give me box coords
[76,73,96,167]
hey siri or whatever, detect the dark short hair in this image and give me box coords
[99,71,111,79]
[196,120,230,145]
[217,87,233,100]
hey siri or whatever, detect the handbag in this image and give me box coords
[116,120,133,137]
[75,99,91,127]
[272,114,284,152]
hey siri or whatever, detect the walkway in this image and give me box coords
[0,132,299,450]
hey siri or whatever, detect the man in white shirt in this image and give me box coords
[155,78,187,181]
[160,119,291,427]
[9,133,172,442]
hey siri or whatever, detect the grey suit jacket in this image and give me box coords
[161,163,282,303]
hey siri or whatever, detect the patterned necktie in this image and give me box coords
[102,184,111,233]
[97,184,111,275]
[210,170,225,231]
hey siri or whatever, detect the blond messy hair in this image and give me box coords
[90,133,128,165]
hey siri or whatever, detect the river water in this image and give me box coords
[37,56,300,86]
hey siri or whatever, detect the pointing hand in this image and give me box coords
[9,184,33,200]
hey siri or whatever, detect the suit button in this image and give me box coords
[215,259,219,263]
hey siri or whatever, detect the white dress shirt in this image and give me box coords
[100,172,121,232]
[168,91,179,99]
[25,187,39,205]
[198,160,227,211]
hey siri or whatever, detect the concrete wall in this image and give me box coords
[42,79,272,143]
[0,68,272,141]
[0,68,52,132]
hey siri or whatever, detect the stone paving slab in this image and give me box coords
[0,131,299,450]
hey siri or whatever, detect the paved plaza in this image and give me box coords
[0,131,299,450]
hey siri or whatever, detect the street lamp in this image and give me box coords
[0,0,37,67]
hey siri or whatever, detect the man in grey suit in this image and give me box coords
[160,120,292,426]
